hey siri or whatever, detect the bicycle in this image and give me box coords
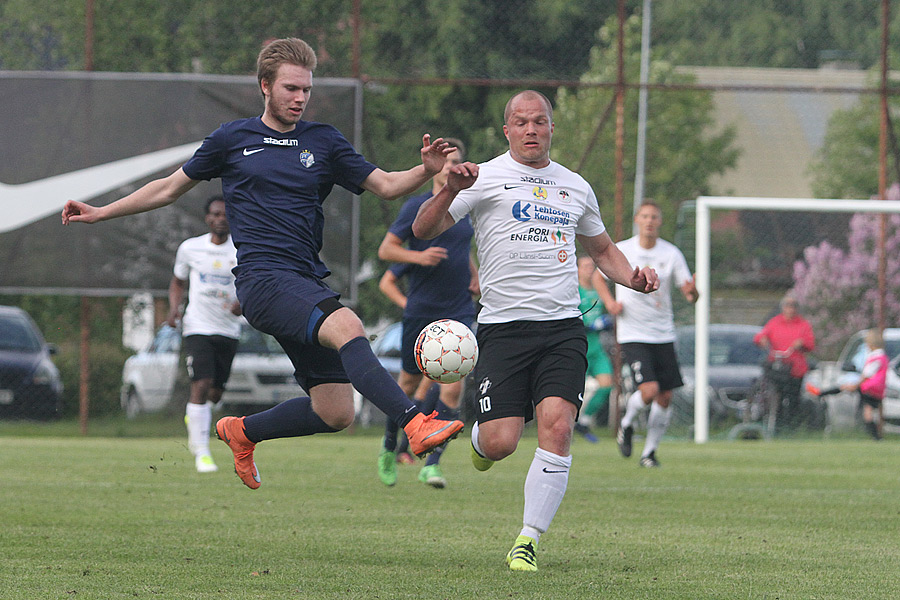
[724,350,792,440]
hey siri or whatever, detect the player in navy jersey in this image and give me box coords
[411,90,659,571]
[61,37,463,491]
[374,139,479,489]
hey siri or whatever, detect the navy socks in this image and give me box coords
[340,336,417,427]
[242,396,337,443]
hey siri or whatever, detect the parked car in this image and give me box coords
[120,322,303,417]
[669,324,768,429]
[804,328,900,431]
[0,305,64,420]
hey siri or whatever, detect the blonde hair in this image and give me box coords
[257,38,317,94]
[865,328,884,350]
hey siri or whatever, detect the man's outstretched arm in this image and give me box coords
[62,168,198,225]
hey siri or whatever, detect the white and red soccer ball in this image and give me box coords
[414,319,479,384]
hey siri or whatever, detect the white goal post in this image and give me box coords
[693,196,900,443]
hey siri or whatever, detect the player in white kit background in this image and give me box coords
[166,196,242,473]
[614,201,699,468]
[412,90,659,572]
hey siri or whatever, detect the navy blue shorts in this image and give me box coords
[235,267,349,391]
[400,315,475,375]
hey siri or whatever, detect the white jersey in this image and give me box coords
[614,236,691,344]
[173,233,241,339]
[448,152,606,324]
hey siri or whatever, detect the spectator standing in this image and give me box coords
[754,295,815,431]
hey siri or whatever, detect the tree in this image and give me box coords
[551,13,739,241]
[792,189,900,358]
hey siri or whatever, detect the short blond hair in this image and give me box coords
[257,38,317,94]
[865,328,884,350]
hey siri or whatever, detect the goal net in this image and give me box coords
[691,196,900,442]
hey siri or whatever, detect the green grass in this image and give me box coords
[1,426,898,599]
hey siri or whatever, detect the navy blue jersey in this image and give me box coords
[182,116,377,278]
[387,192,476,320]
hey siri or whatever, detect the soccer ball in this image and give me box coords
[414,319,479,384]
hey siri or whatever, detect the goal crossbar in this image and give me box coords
[693,196,900,442]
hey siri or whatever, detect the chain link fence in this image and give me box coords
[1,1,897,437]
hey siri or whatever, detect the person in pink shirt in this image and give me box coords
[807,329,888,440]
[754,295,816,430]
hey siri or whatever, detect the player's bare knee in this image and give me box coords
[641,383,660,403]
[324,409,354,431]
[481,435,518,461]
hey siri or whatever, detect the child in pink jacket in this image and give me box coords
[807,329,888,440]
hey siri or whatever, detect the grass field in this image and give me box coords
[1,423,898,599]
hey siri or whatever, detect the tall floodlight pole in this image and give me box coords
[632,0,652,234]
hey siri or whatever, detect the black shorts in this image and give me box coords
[473,318,587,424]
[860,392,882,409]
[182,334,239,389]
[620,342,684,392]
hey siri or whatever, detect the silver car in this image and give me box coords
[804,328,900,431]
[120,322,303,417]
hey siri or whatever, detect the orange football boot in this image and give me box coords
[216,416,261,489]
[404,411,464,458]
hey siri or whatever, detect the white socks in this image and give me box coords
[471,420,485,456]
[642,402,672,458]
[521,447,572,544]
[620,389,646,429]
[185,401,213,457]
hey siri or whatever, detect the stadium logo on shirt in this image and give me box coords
[263,137,299,146]
[299,149,316,168]
[532,186,548,201]
[512,201,532,222]
[557,189,571,203]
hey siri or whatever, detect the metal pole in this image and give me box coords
[352,0,361,79]
[614,0,626,243]
[878,0,890,332]
[79,297,91,435]
[633,0,652,234]
[84,0,94,71]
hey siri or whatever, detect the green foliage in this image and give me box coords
[552,14,739,240]
[1,434,899,599]
[809,86,887,200]
[653,0,882,69]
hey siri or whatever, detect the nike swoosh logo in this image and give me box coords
[542,467,567,474]
[0,141,201,234]
[504,184,522,189]
[243,148,264,156]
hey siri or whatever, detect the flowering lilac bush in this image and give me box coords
[792,185,900,358]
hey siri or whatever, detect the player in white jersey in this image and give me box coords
[412,90,659,572]
[614,201,699,467]
[166,196,242,473]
